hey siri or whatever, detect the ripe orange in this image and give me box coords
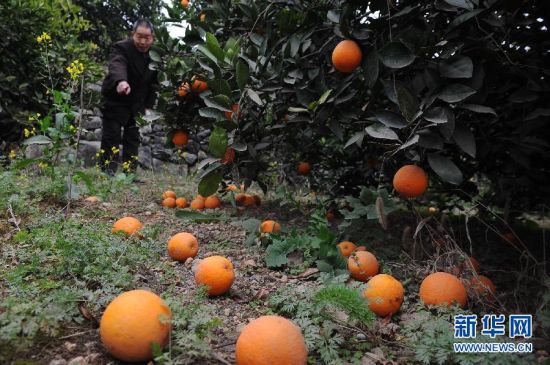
[363,274,404,317]
[252,195,261,206]
[190,198,205,210]
[199,12,206,22]
[347,251,379,282]
[392,165,428,198]
[177,84,188,97]
[204,196,221,209]
[332,39,362,73]
[175,197,188,208]
[419,272,467,308]
[162,190,177,199]
[470,275,496,299]
[191,78,208,92]
[355,246,366,252]
[235,315,308,365]
[99,290,171,362]
[235,193,246,206]
[172,130,189,147]
[112,217,143,235]
[260,220,281,233]
[168,232,199,261]
[243,194,256,207]
[225,104,241,121]
[220,147,235,164]
[226,184,239,191]
[180,0,189,8]
[337,241,357,257]
[297,162,311,175]
[162,197,176,208]
[195,256,235,295]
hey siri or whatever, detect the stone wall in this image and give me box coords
[74,108,211,174]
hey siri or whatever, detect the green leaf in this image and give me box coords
[423,107,449,124]
[247,89,264,106]
[439,55,473,78]
[378,42,415,69]
[199,107,225,120]
[365,50,379,88]
[198,171,224,197]
[427,154,463,185]
[447,9,483,31]
[197,45,220,65]
[175,210,229,222]
[344,131,365,149]
[396,84,418,121]
[318,89,333,105]
[236,59,249,90]
[365,123,399,140]
[443,0,476,10]
[208,79,231,97]
[373,111,407,128]
[460,104,497,116]
[22,135,52,145]
[437,84,476,103]
[265,239,293,268]
[149,50,161,62]
[208,126,228,158]
[453,126,476,158]
[205,33,225,61]
[213,95,232,109]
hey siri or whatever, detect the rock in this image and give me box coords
[152,124,164,132]
[139,125,152,135]
[48,359,68,365]
[93,128,102,140]
[78,141,101,167]
[196,129,211,140]
[141,136,150,144]
[152,147,172,161]
[64,341,77,352]
[67,356,85,365]
[92,107,102,116]
[224,308,231,316]
[84,353,103,365]
[138,146,152,169]
[185,257,194,268]
[186,140,200,154]
[182,152,197,165]
[197,150,208,161]
[25,144,48,159]
[83,116,102,130]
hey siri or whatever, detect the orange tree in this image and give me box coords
[153,0,550,212]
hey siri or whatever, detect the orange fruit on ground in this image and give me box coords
[337,241,357,258]
[235,193,246,206]
[171,130,189,147]
[225,104,241,121]
[162,190,177,199]
[297,161,311,175]
[196,194,206,201]
[464,256,481,273]
[180,0,189,8]
[195,256,235,296]
[168,232,199,261]
[243,194,256,207]
[470,275,496,299]
[112,217,143,235]
[392,165,428,198]
[190,198,205,210]
[220,147,236,164]
[191,78,208,92]
[235,315,308,365]
[99,290,171,362]
[162,197,176,208]
[252,195,261,206]
[260,220,281,233]
[332,39,362,73]
[204,196,221,209]
[419,272,467,308]
[175,197,188,208]
[363,274,405,317]
[347,251,379,282]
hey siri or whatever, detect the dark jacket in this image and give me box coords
[101,38,158,117]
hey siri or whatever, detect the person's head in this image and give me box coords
[131,19,154,53]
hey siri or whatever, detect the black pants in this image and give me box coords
[100,107,140,174]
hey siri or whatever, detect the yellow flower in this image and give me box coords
[36,32,51,44]
[24,128,30,138]
[38,162,49,169]
[9,150,17,159]
[66,60,85,80]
